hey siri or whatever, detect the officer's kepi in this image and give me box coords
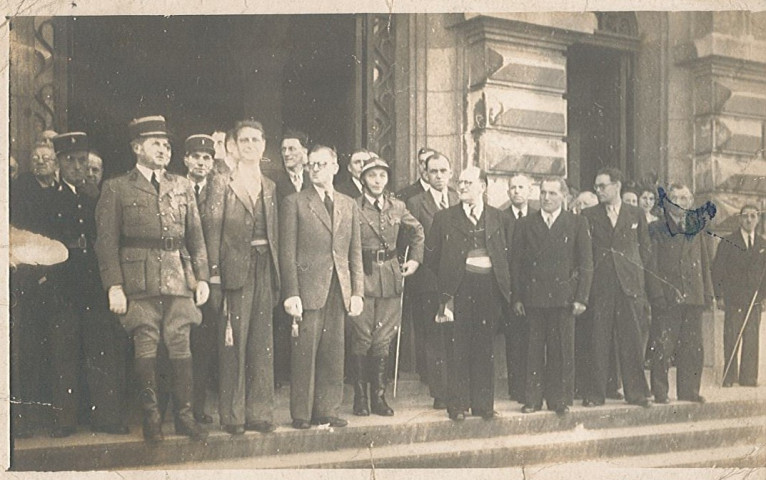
[52,132,89,156]
[184,134,216,156]
[128,115,169,140]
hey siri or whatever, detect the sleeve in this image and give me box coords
[700,233,714,305]
[510,218,526,304]
[400,204,425,264]
[202,176,225,279]
[637,209,653,294]
[184,181,210,282]
[645,223,666,306]
[710,238,726,301]
[349,200,365,297]
[423,210,443,279]
[575,215,594,306]
[94,179,124,290]
[279,193,300,300]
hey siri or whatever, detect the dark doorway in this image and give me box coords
[566,44,634,191]
[67,15,358,179]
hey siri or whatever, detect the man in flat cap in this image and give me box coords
[349,157,423,417]
[38,132,130,437]
[95,115,210,442]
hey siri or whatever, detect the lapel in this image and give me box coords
[593,204,612,233]
[449,204,474,237]
[422,191,439,220]
[227,171,254,217]
[197,183,208,208]
[332,190,343,235]
[485,207,502,243]
[158,171,178,200]
[129,168,159,197]
[448,190,459,206]
[531,210,553,246]
[613,203,631,233]
[306,186,333,233]
[262,179,276,238]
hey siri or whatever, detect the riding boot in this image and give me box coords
[171,358,208,441]
[370,355,394,416]
[134,357,163,442]
[352,355,369,416]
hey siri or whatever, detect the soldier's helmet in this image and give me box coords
[360,156,390,178]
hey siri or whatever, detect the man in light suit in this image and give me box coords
[581,168,652,408]
[503,173,535,404]
[405,152,458,409]
[424,166,511,421]
[713,205,766,387]
[647,183,714,404]
[513,177,593,416]
[204,120,281,435]
[280,144,364,429]
[95,115,210,442]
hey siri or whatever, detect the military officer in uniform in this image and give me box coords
[95,115,210,442]
[349,157,424,417]
[45,132,131,437]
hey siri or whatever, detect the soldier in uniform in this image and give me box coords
[95,115,210,442]
[349,157,424,417]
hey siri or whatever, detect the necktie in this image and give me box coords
[324,192,334,218]
[748,235,753,250]
[439,193,448,210]
[545,214,552,229]
[517,209,523,220]
[375,198,383,212]
[607,206,618,228]
[469,207,478,225]
[194,184,200,201]
[151,172,160,193]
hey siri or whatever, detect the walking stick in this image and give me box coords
[721,264,766,386]
[393,246,410,398]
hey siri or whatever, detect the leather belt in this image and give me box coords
[362,248,397,264]
[122,236,184,251]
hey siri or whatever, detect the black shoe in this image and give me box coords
[194,412,214,424]
[521,405,539,414]
[369,356,394,416]
[223,424,245,435]
[606,391,624,400]
[91,424,130,435]
[448,411,465,421]
[292,419,311,430]
[433,398,448,410]
[740,382,759,387]
[679,395,706,404]
[311,416,348,427]
[653,395,671,404]
[50,426,76,438]
[246,421,277,433]
[555,405,569,416]
[472,409,498,420]
[628,398,652,408]
[582,399,604,407]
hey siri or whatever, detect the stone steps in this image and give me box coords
[13,394,766,471]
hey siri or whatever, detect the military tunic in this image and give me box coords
[350,194,424,357]
[95,168,209,359]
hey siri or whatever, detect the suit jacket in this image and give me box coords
[356,194,424,297]
[203,171,280,293]
[712,231,766,307]
[10,172,57,233]
[582,203,651,299]
[512,210,593,308]
[396,179,427,203]
[95,168,209,299]
[266,166,311,202]
[503,206,537,267]
[335,176,364,199]
[406,189,459,294]
[646,217,714,308]
[279,187,364,311]
[424,204,511,304]
[212,159,233,177]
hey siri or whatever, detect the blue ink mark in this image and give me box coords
[656,186,717,238]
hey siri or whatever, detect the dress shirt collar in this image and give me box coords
[462,200,484,220]
[314,184,334,201]
[62,179,78,195]
[606,199,622,216]
[542,206,562,226]
[742,228,755,247]
[511,204,528,218]
[419,177,431,192]
[429,187,449,207]
[352,176,364,193]
[136,163,164,183]
[187,175,207,191]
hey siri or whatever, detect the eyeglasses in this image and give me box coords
[307,161,334,171]
[593,182,615,191]
[32,155,54,162]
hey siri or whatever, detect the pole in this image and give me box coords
[393,245,409,398]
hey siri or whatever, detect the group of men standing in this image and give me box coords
[9,113,764,443]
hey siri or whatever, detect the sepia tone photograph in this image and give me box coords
[3,2,766,476]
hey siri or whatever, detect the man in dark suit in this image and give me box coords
[204,121,281,435]
[424,166,511,421]
[647,183,714,404]
[280,144,364,429]
[503,173,535,404]
[95,115,210,442]
[406,152,458,409]
[182,134,218,425]
[513,177,593,416]
[396,147,435,202]
[581,168,652,407]
[712,204,766,387]
[335,149,369,199]
[10,142,59,232]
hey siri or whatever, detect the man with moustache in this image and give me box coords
[405,152,458,409]
[280,144,364,429]
[513,177,593,416]
[336,149,370,199]
[349,157,423,417]
[424,166,511,421]
[581,168,652,408]
[713,205,766,387]
[204,121,280,435]
[503,173,535,404]
[95,115,210,442]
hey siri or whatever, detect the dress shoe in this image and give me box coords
[448,411,465,422]
[92,424,130,435]
[194,412,214,424]
[555,405,569,416]
[606,391,624,400]
[292,419,311,430]
[654,395,671,404]
[582,399,604,407]
[679,395,706,404]
[311,416,348,427]
[628,398,652,408]
[521,405,539,414]
[246,421,277,433]
[50,426,76,438]
[223,424,245,435]
[740,382,759,387]
[433,398,448,410]
[472,409,498,420]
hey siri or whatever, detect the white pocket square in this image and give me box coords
[631,223,639,229]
